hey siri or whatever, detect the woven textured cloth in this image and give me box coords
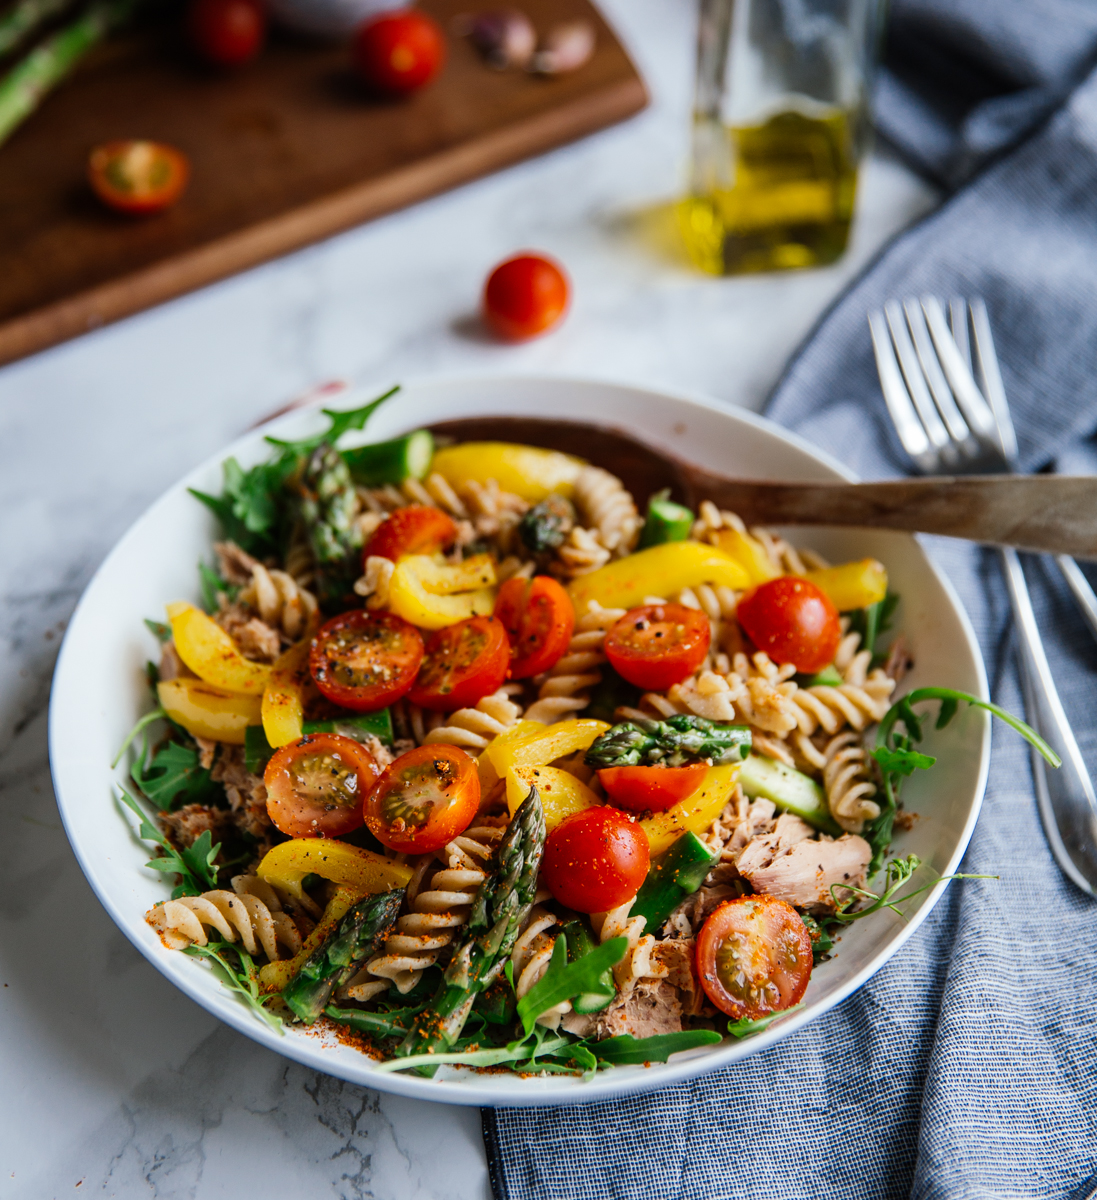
[481,53,1097,1200]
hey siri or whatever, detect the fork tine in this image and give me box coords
[949,298,972,370]
[883,300,952,452]
[970,297,1019,462]
[903,298,973,445]
[868,310,934,467]
[921,296,998,440]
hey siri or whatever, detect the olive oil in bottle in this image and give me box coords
[679,107,859,275]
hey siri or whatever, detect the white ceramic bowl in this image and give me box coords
[49,376,990,1107]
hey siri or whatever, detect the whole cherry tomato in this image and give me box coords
[188,0,265,66]
[353,9,446,96]
[364,743,479,853]
[407,615,510,711]
[88,141,189,216]
[603,603,711,692]
[309,610,423,711]
[735,576,840,674]
[264,731,381,838]
[695,895,813,1021]
[541,806,649,914]
[364,505,457,563]
[482,253,571,341]
[494,574,575,678]
[598,763,708,814]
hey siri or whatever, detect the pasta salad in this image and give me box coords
[116,390,1053,1077]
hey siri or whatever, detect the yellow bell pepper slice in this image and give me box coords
[567,541,751,614]
[505,764,601,831]
[431,442,584,503]
[711,528,782,585]
[257,839,413,909]
[167,601,272,696]
[477,719,546,789]
[387,555,496,630]
[157,677,261,744]
[485,718,610,778]
[257,885,359,992]
[805,558,888,612]
[262,639,311,748]
[639,762,741,856]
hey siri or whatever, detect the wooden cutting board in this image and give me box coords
[0,0,646,366]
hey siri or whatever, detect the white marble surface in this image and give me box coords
[0,2,938,1195]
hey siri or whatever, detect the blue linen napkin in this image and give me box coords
[481,50,1097,1200]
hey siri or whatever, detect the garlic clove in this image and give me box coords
[466,9,537,69]
[530,19,595,75]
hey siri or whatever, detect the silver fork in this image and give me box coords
[870,296,1097,897]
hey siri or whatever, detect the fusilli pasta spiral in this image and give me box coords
[511,904,570,1029]
[591,898,665,996]
[573,465,641,557]
[822,731,881,833]
[146,876,302,961]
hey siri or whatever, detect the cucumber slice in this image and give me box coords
[738,753,841,835]
[630,831,719,933]
[342,430,434,486]
[637,488,694,549]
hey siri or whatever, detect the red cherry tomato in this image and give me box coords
[188,0,265,66]
[598,763,708,814]
[482,253,571,341]
[364,505,458,563]
[264,732,380,838]
[87,141,189,216]
[493,574,575,679]
[695,895,813,1020]
[603,603,711,691]
[735,576,840,674]
[353,9,446,96]
[541,806,649,914]
[364,743,479,853]
[407,615,510,711]
[309,610,424,711]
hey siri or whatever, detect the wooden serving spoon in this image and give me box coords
[430,416,1097,560]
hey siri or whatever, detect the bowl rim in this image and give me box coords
[48,373,991,1108]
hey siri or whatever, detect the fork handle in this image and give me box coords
[999,548,1097,896]
[681,472,1097,559]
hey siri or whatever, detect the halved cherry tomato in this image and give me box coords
[188,0,265,66]
[364,505,458,564]
[735,576,840,674]
[88,141,189,216]
[364,744,479,853]
[494,574,575,678]
[541,806,649,914]
[264,732,381,839]
[309,610,423,711]
[603,603,711,691]
[407,615,510,711]
[598,763,708,814]
[483,253,571,341]
[696,895,812,1021]
[353,9,446,96]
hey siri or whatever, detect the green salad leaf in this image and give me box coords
[581,1030,722,1063]
[116,787,220,898]
[132,732,222,811]
[183,940,282,1033]
[264,386,400,456]
[515,936,628,1035]
[728,1004,804,1039]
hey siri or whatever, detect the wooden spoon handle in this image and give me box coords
[683,471,1097,559]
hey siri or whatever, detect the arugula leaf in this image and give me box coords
[198,561,237,613]
[799,913,833,964]
[116,786,219,898]
[728,1004,804,1039]
[145,619,171,643]
[584,1029,723,1063]
[849,592,900,667]
[265,386,400,456]
[325,1003,424,1040]
[189,450,298,559]
[515,936,628,1035]
[871,745,936,777]
[132,734,222,811]
[828,853,997,925]
[183,940,282,1033]
[373,1032,574,1074]
[112,706,167,769]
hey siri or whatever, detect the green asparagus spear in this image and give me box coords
[0,0,136,146]
[0,0,73,58]
[518,495,574,554]
[397,785,546,1058]
[637,489,694,549]
[295,443,364,609]
[281,888,404,1024]
[342,429,434,487]
[585,714,752,769]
